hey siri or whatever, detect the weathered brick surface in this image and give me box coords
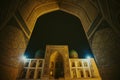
[0,25,27,80]
[92,27,120,80]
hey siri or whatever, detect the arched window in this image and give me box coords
[86,70,90,77]
[29,69,35,79]
[72,69,76,78]
[36,69,42,79]
[77,61,82,67]
[72,62,75,67]
[24,61,29,67]
[38,60,42,67]
[21,68,27,78]
[30,60,36,67]
[80,70,84,77]
[84,62,88,67]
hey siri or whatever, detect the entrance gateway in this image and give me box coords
[19,45,101,80]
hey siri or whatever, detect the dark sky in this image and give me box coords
[25,10,93,58]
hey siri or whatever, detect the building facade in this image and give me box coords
[0,0,120,80]
[18,45,101,80]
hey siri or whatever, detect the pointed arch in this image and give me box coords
[18,0,98,35]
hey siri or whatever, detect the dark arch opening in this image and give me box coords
[54,53,64,78]
[49,51,64,79]
[25,10,93,58]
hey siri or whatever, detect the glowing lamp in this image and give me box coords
[20,55,27,62]
[86,56,91,59]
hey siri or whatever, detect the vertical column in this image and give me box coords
[63,47,71,80]
[41,48,50,80]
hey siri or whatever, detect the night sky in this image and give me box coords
[25,10,93,58]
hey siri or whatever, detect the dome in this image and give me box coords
[69,50,78,58]
[35,50,44,58]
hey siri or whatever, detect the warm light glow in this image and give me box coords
[86,56,91,59]
[20,55,27,62]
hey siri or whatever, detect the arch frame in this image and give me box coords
[18,0,98,37]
